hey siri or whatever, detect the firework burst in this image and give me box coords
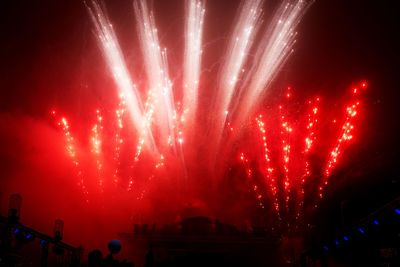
[52,0,369,231]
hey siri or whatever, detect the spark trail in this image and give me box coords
[319,82,367,199]
[279,87,293,211]
[231,0,311,132]
[240,152,266,210]
[113,98,125,186]
[86,1,154,151]
[90,109,104,191]
[255,115,280,219]
[134,0,176,151]
[297,96,320,218]
[51,111,89,201]
[212,0,263,149]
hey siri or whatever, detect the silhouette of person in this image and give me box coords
[144,244,154,267]
[88,249,104,267]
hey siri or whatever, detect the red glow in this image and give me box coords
[51,74,368,231]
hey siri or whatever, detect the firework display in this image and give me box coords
[50,0,369,230]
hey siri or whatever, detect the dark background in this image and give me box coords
[0,0,399,254]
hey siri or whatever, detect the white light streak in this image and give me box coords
[213,0,264,146]
[232,0,311,130]
[86,0,154,150]
[183,0,205,125]
[133,0,177,152]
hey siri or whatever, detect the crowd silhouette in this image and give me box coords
[88,240,135,267]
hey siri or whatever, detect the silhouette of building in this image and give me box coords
[120,216,282,266]
[0,194,81,267]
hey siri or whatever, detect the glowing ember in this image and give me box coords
[298,96,320,218]
[240,152,265,209]
[279,87,293,211]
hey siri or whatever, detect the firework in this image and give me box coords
[230,0,311,134]
[50,0,370,231]
[90,109,104,191]
[52,82,367,229]
[51,111,89,201]
[319,82,367,199]
[255,115,280,218]
[134,0,176,151]
[183,0,205,127]
[211,0,263,149]
[279,87,293,211]
[113,98,125,186]
[297,96,320,218]
[239,152,265,209]
[86,0,154,151]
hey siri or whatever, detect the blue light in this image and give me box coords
[14,229,19,233]
[395,209,400,215]
[358,228,364,233]
[323,246,328,251]
[26,234,31,238]
[41,240,45,244]
[335,241,339,245]
[343,236,348,241]
[374,220,379,225]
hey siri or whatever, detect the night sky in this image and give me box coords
[1,0,399,255]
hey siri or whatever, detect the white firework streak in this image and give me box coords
[182,0,205,126]
[86,1,155,150]
[134,0,176,151]
[232,0,311,130]
[213,0,263,147]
